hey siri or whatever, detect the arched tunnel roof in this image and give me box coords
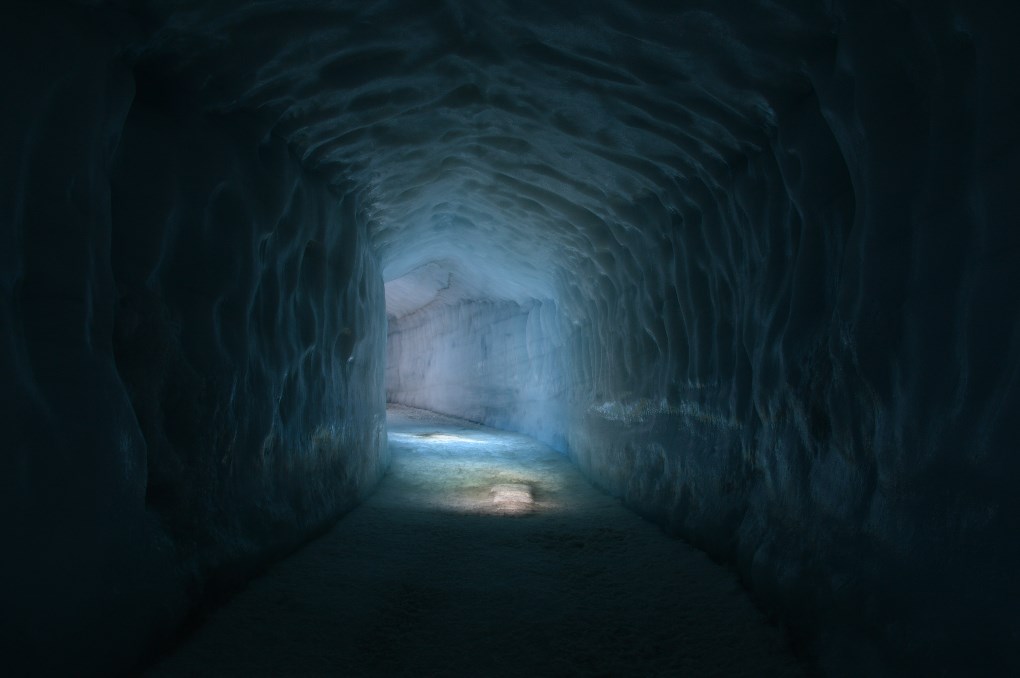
[119,0,832,314]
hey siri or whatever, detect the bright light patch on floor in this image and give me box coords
[385,407,564,517]
[489,483,534,514]
[151,405,806,676]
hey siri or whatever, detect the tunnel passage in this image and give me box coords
[2,1,1019,676]
[384,262,569,451]
[146,405,805,676]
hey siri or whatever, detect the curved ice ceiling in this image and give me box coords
[126,0,823,313]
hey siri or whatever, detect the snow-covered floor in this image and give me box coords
[147,406,804,676]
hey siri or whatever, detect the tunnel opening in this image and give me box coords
[383,255,571,453]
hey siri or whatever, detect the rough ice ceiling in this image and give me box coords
[135,1,798,310]
[2,0,1017,676]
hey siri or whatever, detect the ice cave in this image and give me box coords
[1,1,1017,676]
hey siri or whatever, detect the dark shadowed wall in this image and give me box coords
[1,5,387,675]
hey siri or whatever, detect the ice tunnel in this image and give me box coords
[1,0,1017,675]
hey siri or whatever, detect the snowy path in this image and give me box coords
[147,406,804,677]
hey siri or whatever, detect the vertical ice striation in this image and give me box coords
[1,4,388,675]
[386,297,569,452]
[1,0,1017,675]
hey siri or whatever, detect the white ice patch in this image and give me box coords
[589,398,741,429]
[489,483,534,514]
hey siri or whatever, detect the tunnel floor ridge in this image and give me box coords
[146,405,805,676]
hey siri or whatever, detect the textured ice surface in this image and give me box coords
[146,406,804,677]
[387,299,569,451]
[1,5,387,675]
[2,0,1018,675]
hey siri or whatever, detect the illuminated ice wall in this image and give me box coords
[2,1,1017,675]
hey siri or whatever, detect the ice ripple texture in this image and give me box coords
[2,6,388,674]
[2,0,1018,675]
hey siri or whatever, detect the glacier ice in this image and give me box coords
[1,0,1017,675]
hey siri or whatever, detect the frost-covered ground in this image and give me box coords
[146,406,803,676]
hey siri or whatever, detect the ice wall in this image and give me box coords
[560,7,1020,674]
[386,299,568,451]
[0,5,387,675]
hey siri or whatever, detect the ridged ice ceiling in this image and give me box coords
[124,0,829,312]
